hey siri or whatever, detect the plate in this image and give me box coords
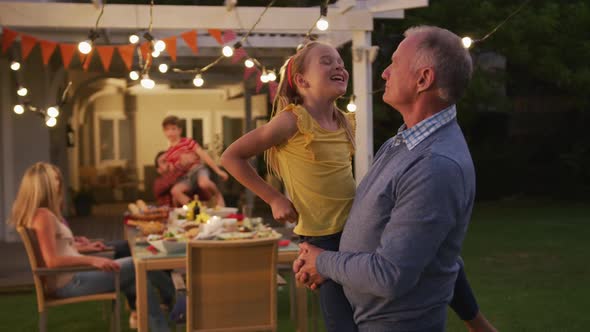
[217,232,255,240]
[147,239,187,253]
[205,207,238,218]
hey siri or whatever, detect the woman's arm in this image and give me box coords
[220,111,299,223]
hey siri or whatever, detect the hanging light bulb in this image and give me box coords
[140,74,155,89]
[154,40,166,52]
[193,74,204,87]
[316,5,329,31]
[244,58,255,68]
[152,49,161,58]
[10,61,21,71]
[267,70,277,82]
[46,116,57,128]
[346,95,357,112]
[13,104,25,115]
[17,86,28,97]
[129,71,140,80]
[47,106,60,118]
[222,45,234,58]
[158,63,169,73]
[78,40,92,54]
[461,37,473,49]
[260,70,270,83]
[129,34,140,44]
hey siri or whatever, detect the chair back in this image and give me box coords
[186,237,278,332]
[17,226,48,312]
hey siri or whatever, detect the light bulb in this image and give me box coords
[46,117,57,127]
[17,86,28,97]
[154,40,166,52]
[222,45,234,57]
[10,61,21,71]
[244,58,255,68]
[158,63,169,73]
[462,37,473,49]
[193,74,204,87]
[140,75,155,89]
[267,71,277,81]
[129,34,140,44]
[260,73,270,83]
[347,102,357,112]
[13,104,25,115]
[129,71,139,80]
[78,40,92,54]
[152,49,160,58]
[47,106,60,118]
[316,17,329,31]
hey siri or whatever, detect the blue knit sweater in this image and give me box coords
[317,118,476,332]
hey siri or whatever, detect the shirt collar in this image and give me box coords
[393,104,457,150]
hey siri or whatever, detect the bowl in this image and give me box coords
[205,207,238,218]
[147,238,187,253]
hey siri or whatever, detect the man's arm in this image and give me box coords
[314,155,467,299]
[194,146,229,181]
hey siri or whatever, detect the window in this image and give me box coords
[94,112,131,166]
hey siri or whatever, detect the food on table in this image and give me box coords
[185,196,211,223]
[128,220,167,236]
[128,203,140,215]
[136,199,148,212]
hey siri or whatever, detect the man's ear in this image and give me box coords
[294,73,309,88]
[417,67,435,93]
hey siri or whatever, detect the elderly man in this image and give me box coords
[295,26,490,332]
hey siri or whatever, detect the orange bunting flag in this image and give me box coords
[181,30,198,55]
[163,36,177,62]
[1,28,19,54]
[40,40,57,66]
[21,35,38,61]
[269,81,279,101]
[59,44,76,69]
[139,42,150,62]
[82,50,93,71]
[96,46,115,71]
[255,72,264,93]
[244,66,258,81]
[117,44,135,71]
[231,47,248,63]
[208,29,223,45]
[223,29,237,43]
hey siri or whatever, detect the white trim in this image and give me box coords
[167,110,214,147]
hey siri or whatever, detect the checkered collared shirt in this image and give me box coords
[392,105,457,150]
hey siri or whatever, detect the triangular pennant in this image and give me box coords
[117,44,135,71]
[139,42,150,62]
[163,36,177,62]
[82,50,93,71]
[96,45,115,71]
[231,47,248,64]
[244,66,258,81]
[1,28,19,54]
[59,44,76,69]
[269,81,279,101]
[223,29,237,43]
[40,40,58,66]
[181,30,198,55]
[255,73,263,93]
[208,29,223,45]
[21,35,38,60]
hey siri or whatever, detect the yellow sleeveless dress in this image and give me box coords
[275,104,356,236]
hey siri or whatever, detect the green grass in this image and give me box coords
[1,200,589,331]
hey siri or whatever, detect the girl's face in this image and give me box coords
[47,166,64,209]
[297,44,349,101]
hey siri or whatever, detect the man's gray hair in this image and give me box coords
[404,26,473,103]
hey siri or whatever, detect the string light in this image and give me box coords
[47,106,59,118]
[222,45,234,57]
[17,86,28,97]
[260,69,270,83]
[140,74,155,89]
[158,63,169,73]
[267,70,277,82]
[154,39,166,52]
[129,71,140,80]
[10,61,21,71]
[316,4,329,31]
[461,37,473,49]
[152,49,161,58]
[193,74,204,87]
[46,116,57,128]
[244,58,255,68]
[78,39,92,54]
[129,34,140,44]
[13,104,24,115]
[346,95,357,112]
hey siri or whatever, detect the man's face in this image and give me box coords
[163,124,182,142]
[381,34,421,109]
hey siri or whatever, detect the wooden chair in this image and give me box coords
[186,237,279,332]
[17,226,120,332]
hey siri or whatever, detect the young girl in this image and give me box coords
[221,42,495,332]
[9,162,172,332]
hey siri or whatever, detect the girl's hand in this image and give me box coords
[90,257,120,272]
[270,196,299,224]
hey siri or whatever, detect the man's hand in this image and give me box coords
[295,242,326,289]
[269,196,298,224]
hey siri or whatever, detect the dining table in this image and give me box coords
[125,224,309,332]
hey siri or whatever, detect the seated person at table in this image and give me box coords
[153,151,211,207]
[161,115,228,207]
[8,162,173,332]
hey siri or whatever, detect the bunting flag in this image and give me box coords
[223,29,237,44]
[1,28,19,54]
[82,50,93,71]
[117,44,135,71]
[269,81,279,101]
[163,36,177,62]
[139,42,150,63]
[21,35,37,60]
[255,74,264,93]
[231,47,248,64]
[96,45,115,71]
[181,30,198,55]
[39,40,57,66]
[208,29,223,45]
[59,44,76,69]
[244,66,258,81]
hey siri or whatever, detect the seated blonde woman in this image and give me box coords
[9,162,171,332]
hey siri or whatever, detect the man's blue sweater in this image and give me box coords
[317,118,476,331]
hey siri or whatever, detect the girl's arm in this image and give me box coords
[33,209,119,272]
[194,146,229,181]
[220,111,299,223]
